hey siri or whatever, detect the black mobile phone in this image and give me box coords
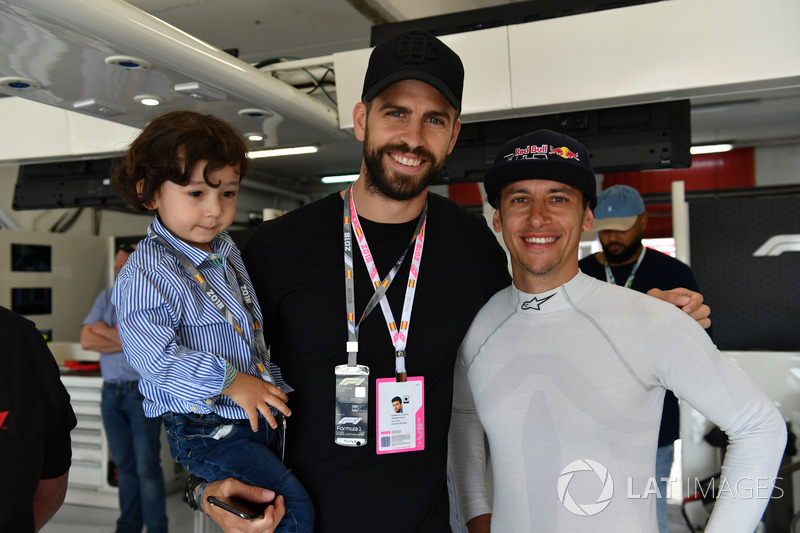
[207,495,270,520]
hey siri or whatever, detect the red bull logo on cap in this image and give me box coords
[506,144,581,162]
[514,144,549,156]
[549,146,580,160]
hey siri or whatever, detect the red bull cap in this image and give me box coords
[483,129,597,209]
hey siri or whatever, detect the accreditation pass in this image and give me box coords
[334,364,370,447]
[376,377,424,454]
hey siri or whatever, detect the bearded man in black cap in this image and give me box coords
[199,29,511,533]
[196,31,710,533]
[449,130,786,533]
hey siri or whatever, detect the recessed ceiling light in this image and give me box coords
[690,144,733,155]
[174,81,227,102]
[245,133,265,142]
[247,145,318,159]
[238,108,273,118]
[321,174,359,184]
[134,94,164,106]
[73,98,127,117]
[0,76,43,91]
[105,55,152,70]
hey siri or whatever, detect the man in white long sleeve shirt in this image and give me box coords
[449,129,786,533]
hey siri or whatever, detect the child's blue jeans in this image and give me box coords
[162,411,314,533]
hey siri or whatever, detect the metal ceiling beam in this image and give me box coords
[1,0,346,138]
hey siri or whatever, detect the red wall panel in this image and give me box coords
[602,148,754,238]
[448,182,483,206]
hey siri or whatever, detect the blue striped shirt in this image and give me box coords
[112,216,290,419]
[82,287,142,383]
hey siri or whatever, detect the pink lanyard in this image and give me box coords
[344,186,427,380]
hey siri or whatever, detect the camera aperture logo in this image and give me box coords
[557,459,614,516]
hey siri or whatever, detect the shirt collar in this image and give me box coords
[511,271,586,314]
[150,215,235,267]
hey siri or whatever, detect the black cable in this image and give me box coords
[93,208,101,235]
[49,208,83,233]
[254,56,337,105]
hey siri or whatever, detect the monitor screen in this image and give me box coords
[11,243,52,272]
[11,287,52,315]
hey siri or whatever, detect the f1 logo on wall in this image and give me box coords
[753,235,800,257]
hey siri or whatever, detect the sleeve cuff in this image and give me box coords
[222,361,238,390]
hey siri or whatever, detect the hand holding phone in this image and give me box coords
[207,495,271,520]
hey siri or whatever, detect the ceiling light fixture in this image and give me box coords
[73,98,127,117]
[245,133,265,142]
[247,145,318,159]
[134,94,164,106]
[174,81,227,102]
[0,76,43,91]
[321,174,359,184]
[691,100,759,115]
[105,55,152,70]
[690,144,733,155]
[238,108,274,118]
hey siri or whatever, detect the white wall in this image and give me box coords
[0,230,110,342]
[756,143,800,186]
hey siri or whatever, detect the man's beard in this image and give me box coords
[602,238,642,264]
[362,129,445,202]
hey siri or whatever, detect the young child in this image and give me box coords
[111,110,313,532]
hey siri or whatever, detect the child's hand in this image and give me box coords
[223,373,291,431]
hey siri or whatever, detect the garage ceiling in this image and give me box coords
[1,0,798,197]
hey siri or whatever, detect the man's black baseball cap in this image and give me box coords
[484,129,597,209]
[361,29,464,111]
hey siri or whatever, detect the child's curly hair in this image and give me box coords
[112,111,251,212]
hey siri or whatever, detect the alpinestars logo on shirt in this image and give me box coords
[521,294,555,311]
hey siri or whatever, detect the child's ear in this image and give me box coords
[136,179,156,210]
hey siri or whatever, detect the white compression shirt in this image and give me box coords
[449,272,786,533]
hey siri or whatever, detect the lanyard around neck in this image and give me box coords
[603,246,646,289]
[146,226,275,384]
[342,187,427,378]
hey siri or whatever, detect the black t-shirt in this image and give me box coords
[243,192,511,533]
[0,306,77,532]
[579,248,706,445]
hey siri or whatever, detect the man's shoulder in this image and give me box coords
[98,286,115,299]
[89,286,115,311]
[640,248,698,287]
[472,286,516,326]
[248,193,340,244]
[1,305,56,373]
[583,272,692,325]
[460,286,515,357]
[0,305,35,336]
[644,248,690,269]
[578,253,604,278]
[428,192,486,225]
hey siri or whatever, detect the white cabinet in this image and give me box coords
[61,374,184,508]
